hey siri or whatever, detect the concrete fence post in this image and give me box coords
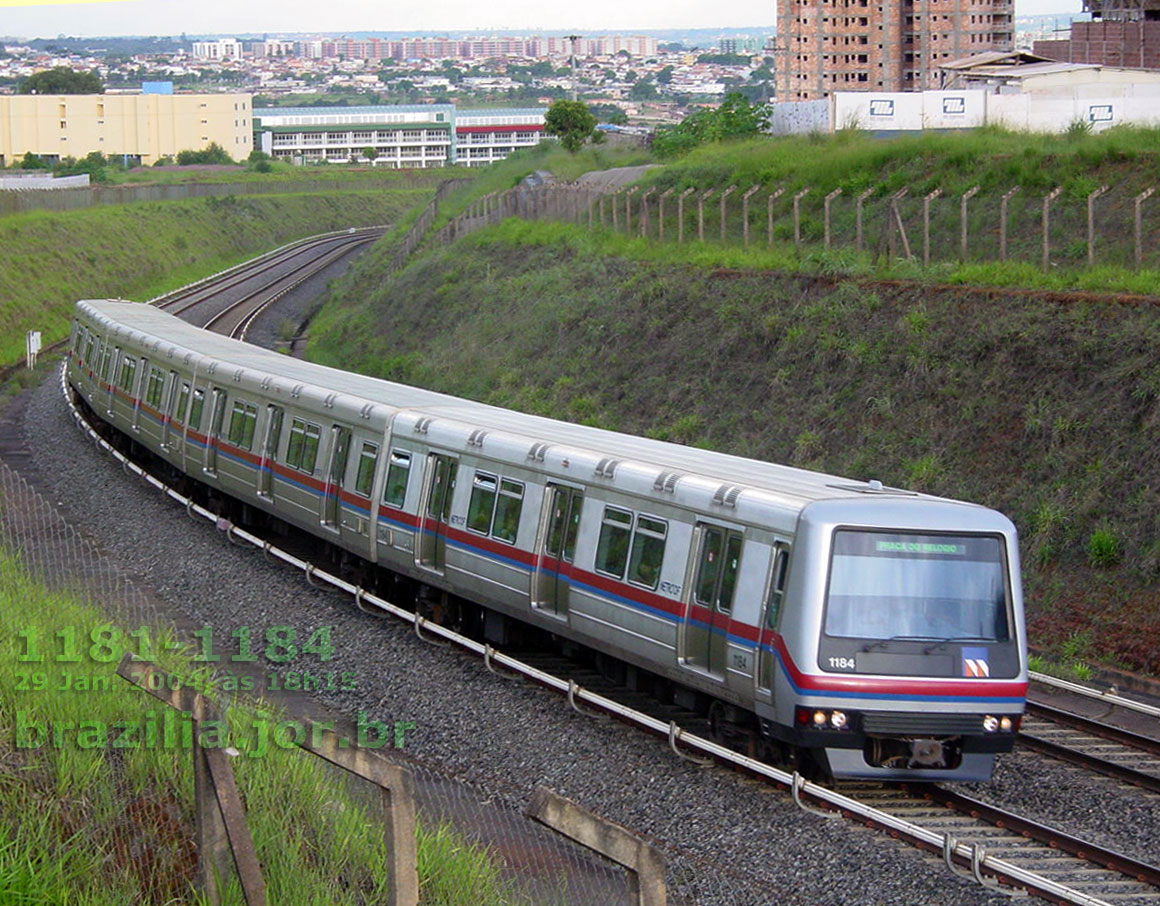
[886,187,911,261]
[959,186,980,261]
[1041,186,1063,273]
[719,184,737,242]
[923,188,942,267]
[823,188,843,249]
[526,786,666,906]
[741,185,760,247]
[658,188,674,241]
[999,186,1020,262]
[1086,184,1109,267]
[793,188,811,251]
[639,188,655,237]
[611,190,620,231]
[677,187,695,245]
[767,187,786,247]
[697,188,715,242]
[625,186,639,234]
[1136,186,1156,269]
[855,188,873,252]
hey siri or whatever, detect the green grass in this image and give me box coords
[305,221,1160,673]
[640,125,1160,198]
[0,187,431,368]
[0,551,537,905]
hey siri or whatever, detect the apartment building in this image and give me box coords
[776,0,1015,99]
[0,92,252,166]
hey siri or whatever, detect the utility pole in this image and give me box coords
[566,34,581,101]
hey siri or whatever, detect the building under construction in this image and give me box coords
[776,0,1015,100]
[1034,0,1160,69]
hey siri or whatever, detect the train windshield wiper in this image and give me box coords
[921,636,994,654]
[861,635,944,652]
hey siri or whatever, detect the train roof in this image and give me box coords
[77,299,986,516]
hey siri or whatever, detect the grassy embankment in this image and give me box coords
[307,205,1160,676]
[433,128,1160,295]
[0,551,529,904]
[0,185,432,368]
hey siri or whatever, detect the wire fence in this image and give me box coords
[435,180,1160,273]
[0,404,782,905]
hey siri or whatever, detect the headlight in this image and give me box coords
[813,710,828,726]
[999,716,1013,732]
[830,711,848,729]
[983,715,999,732]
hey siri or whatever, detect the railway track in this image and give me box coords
[51,235,1160,906]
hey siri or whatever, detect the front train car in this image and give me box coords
[769,496,1026,781]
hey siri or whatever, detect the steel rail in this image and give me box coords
[1017,731,1160,795]
[151,227,385,312]
[1030,671,1160,720]
[63,363,1131,906]
[1027,701,1160,756]
[920,784,1160,889]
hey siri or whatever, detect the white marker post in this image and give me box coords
[26,330,41,369]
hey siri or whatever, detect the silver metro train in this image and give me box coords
[67,298,1027,781]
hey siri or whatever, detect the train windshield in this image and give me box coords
[824,531,1009,642]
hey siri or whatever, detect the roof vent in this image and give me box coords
[653,470,683,493]
[290,384,303,399]
[414,416,433,434]
[712,484,743,508]
[595,457,618,479]
[527,441,551,462]
[468,429,488,447]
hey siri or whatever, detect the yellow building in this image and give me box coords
[0,93,253,167]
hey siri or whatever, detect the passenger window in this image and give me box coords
[175,383,191,425]
[84,335,96,365]
[467,472,498,534]
[766,546,791,629]
[627,516,667,589]
[383,450,411,507]
[188,388,205,431]
[100,347,114,383]
[227,401,258,450]
[354,442,378,498]
[145,368,165,409]
[594,507,632,578]
[492,479,524,544]
[286,418,321,474]
[695,528,724,605]
[118,356,137,393]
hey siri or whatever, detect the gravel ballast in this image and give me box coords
[14,358,1160,905]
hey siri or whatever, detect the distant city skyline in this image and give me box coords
[3,0,1082,43]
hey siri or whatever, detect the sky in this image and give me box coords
[1,0,1083,42]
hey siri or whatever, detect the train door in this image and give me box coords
[322,425,352,529]
[160,371,180,449]
[683,523,743,678]
[756,543,791,697]
[131,358,148,432]
[105,347,119,414]
[534,483,583,617]
[257,405,284,500]
[417,452,457,572]
[204,388,227,475]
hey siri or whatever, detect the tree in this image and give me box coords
[363,147,379,164]
[629,80,659,101]
[18,66,102,94]
[544,100,598,153]
[657,65,674,85]
[650,92,770,158]
[19,151,48,170]
[176,142,235,165]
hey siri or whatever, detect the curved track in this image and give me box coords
[53,228,1160,906]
